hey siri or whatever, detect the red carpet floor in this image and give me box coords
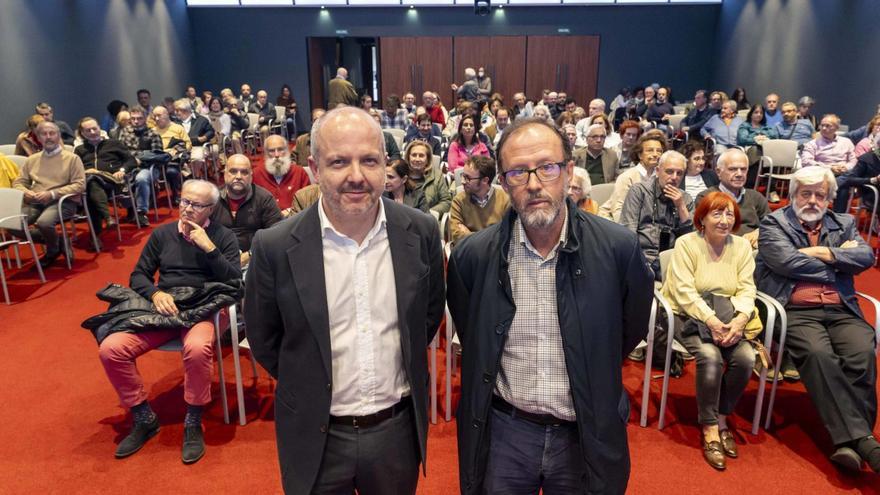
[2,199,879,494]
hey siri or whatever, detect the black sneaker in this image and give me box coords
[39,249,62,269]
[181,425,206,464]
[115,416,160,459]
[136,213,150,226]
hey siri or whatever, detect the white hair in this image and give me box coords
[589,98,606,111]
[571,167,592,196]
[790,166,837,201]
[658,150,687,169]
[464,67,476,79]
[716,148,748,170]
[183,179,220,204]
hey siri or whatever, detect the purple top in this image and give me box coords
[801,135,857,170]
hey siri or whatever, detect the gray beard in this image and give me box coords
[794,202,827,224]
[268,158,291,177]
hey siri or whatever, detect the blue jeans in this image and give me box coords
[133,166,181,212]
[484,406,586,494]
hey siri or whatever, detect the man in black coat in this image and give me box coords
[447,117,654,494]
[245,107,445,494]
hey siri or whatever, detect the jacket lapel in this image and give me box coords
[385,200,420,368]
[287,205,333,380]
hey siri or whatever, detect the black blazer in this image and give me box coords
[447,200,654,495]
[187,115,215,145]
[244,198,445,494]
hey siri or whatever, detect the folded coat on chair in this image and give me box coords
[81,281,242,344]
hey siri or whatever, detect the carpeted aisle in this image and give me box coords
[1,200,879,494]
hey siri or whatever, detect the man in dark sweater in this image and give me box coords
[75,117,137,238]
[98,179,240,465]
[697,148,770,248]
[210,154,283,267]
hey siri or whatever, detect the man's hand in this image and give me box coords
[661,114,670,122]
[33,191,53,204]
[450,84,459,91]
[831,164,848,175]
[840,239,858,249]
[151,291,179,316]
[184,220,216,253]
[663,184,685,208]
[742,229,759,249]
[240,251,251,268]
[798,246,834,263]
[23,190,37,202]
[281,207,294,218]
[112,170,126,181]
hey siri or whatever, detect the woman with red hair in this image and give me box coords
[661,191,759,471]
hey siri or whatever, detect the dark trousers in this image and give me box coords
[784,305,877,445]
[833,176,876,214]
[311,406,420,495]
[86,179,112,222]
[676,317,755,425]
[20,201,78,254]
[484,407,586,494]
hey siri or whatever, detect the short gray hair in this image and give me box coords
[182,179,220,204]
[790,166,837,201]
[310,106,385,163]
[716,148,748,170]
[464,67,476,79]
[658,150,687,169]
[35,120,60,134]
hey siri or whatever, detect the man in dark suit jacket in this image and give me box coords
[327,67,359,109]
[447,117,653,495]
[245,107,444,494]
[174,99,216,178]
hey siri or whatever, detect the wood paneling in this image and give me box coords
[525,36,600,108]
[379,37,454,105]
[453,36,526,107]
[307,37,337,110]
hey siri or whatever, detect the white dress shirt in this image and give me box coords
[318,199,410,416]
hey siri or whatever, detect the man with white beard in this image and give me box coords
[755,166,880,474]
[253,134,311,217]
[210,154,282,268]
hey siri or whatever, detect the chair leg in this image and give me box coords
[640,299,658,427]
[58,214,73,270]
[162,167,173,211]
[445,307,454,422]
[429,332,438,425]
[0,259,9,305]
[657,306,675,430]
[214,313,230,425]
[228,305,246,426]
[764,307,788,430]
[150,170,160,223]
[23,227,46,283]
[750,298,776,435]
[110,193,122,241]
[82,197,101,253]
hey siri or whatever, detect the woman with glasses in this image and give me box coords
[568,167,597,214]
[383,158,428,212]
[597,130,668,221]
[662,191,758,471]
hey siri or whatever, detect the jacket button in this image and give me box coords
[326,383,331,390]
[497,279,503,287]
[320,424,328,433]
[575,268,582,276]
[472,422,479,429]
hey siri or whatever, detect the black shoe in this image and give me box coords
[855,435,880,473]
[135,213,150,226]
[87,238,104,253]
[181,425,205,464]
[115,416,160,459]
[830,446,863,472]
[39,250,61,268]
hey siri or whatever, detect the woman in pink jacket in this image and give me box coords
[446,115,490,174]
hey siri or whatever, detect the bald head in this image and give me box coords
[310,106,384,165]
[264,134,287,152]
[336,67,348,79]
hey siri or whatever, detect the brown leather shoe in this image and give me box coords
[719,429,738,458]
[702,434,726,470]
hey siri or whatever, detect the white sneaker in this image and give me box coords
[768,191,781,203]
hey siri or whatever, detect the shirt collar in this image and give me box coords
[513,206,569,261]
[43,146,63,157]
[178,218,211,244]
[719,183,745,203]
[318,196,387,246]
[635,164,652,178]
[471,185,494,208]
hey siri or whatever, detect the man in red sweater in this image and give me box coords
[252,134,311,216]
[422,91,446,128]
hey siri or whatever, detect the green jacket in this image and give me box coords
[414,165,451,215]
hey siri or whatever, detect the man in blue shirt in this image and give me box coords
[774,102,815,147]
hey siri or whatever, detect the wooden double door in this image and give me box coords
[378,35,599,108]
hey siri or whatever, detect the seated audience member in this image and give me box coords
[555,111,576,130]
[563,124,578,149]
[406,141,451,216]
[620,150,694,279]
[763,93,783,127]
[151,106,189,203]
[253,134,311,216]
[289,183,321,215]
[380,94,409,130]
[511,92,533,120]
[96,179,240,465]
[404,113,443,155]
[797,96,818,130]
[598,131,668,221]
[12,121,86,267]
[774,101,816,147]
[109,110,131,140]
[592,114,621,149]
[205,97,231,141]
[614,120,642,172]
[119,107,164,225]
[662,191,757,470]
[702,101,744,154]
[74,117,137,237]
[210,154,282,268]
[251,90,276,143]
[569,167,597,214]
[833,133,880,213]
[401,92,417,117]
[682,90,717,138]
[183,85,199,112]
[853,114,880,158]
[737,104,778,147]
[697,149,769,249]
[492,106,512,147]
[446,115,491,174]
[35,102,76,145]
[531,104,553,125]
[239,83,256,113]
[574,123,618,185]
[755,166,880,474]
[383,158,428,212]
[448,155,510,245]
[222,94,249,154]
[198,90,213,115]
[367,109,402,160]
[15,114,45,156]
[731,87,751,111]
[480,97,502,133]
[844,105,879,145]
[801,114,857,175]
[423,91,446,127]
[443,100,474,137]
[682,140,718,199]
[101,100,128,133]
[295,108,326,167]
[635,86,656,119]
[174,99,215,178]
[275,84,299,138]
[359,94,373,111]
[136,88,154,118]
[645,86,675,129]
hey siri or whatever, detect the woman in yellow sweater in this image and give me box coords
[661,191,757,471]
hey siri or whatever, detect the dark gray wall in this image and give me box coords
[189,5,721,115]
[0,0,195,143]
[714,0,880,128]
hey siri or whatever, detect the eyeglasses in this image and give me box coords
[461,174,482,183]
[502,162,563,186]
[179,198,214,212]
